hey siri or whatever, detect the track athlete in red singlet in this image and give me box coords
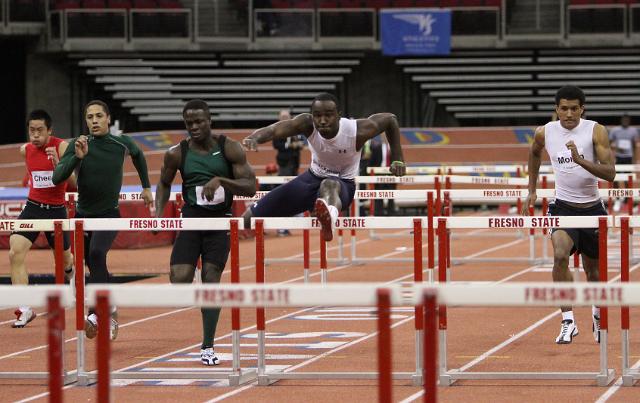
[8,110,75,328]
[242,93,406,241]
[524,86,615,345]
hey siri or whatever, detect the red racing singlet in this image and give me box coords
[25,136,67,205]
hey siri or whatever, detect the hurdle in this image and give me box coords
[72,217,256,386]
[619,216,640,386]
[434,216,616,387]
[0,219,77,385]
[252,217,434,386]
[0,285,74,400]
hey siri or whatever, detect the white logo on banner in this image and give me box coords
[393,13,436,35]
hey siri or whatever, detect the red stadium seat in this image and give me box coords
[393,0,414,6]
[290,0,315,7]
[108,0,131,8]
[157,0,181,8]
[440,0,460,6]
[53,0,81,8]
[133,0,157,8]
[318,0,339,7]
[339,0,362,7]
[83,0,106,7]
[270,0,291,7]
[367,0,392,8]
[460,0,483,5]
[413,0,438,6]
[484,0,501,6]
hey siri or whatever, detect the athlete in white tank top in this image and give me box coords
[544,118,599,203]
[307,117,360,179]
[242,93,406,242]
[524,86,616,345]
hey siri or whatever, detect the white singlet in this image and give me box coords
[544,118,599,203]
[307,118,360,180]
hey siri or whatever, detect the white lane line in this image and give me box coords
[462,238,524,259]
[398,262,640,403]
[595,358,640,403]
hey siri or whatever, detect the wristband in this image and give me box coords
[391,161,405,165]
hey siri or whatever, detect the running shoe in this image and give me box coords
[200,348,220,366]
[110,317,119,341]
[64,266,75,283]
[85,313,98,339]
[12,308,36,328]
[314,198,335,242]
[555,319,578,344]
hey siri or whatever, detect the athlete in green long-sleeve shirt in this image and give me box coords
[53,100,153,341]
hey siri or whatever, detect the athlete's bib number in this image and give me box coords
[31,171,54,188]
[617,139,632,152]
[196,185,225,206]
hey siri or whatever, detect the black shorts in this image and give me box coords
[548,199,607,259]
[170,204,230,269]
[12,200,70,249]
[616,157,633,165]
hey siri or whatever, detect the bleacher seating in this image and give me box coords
[76,52,362,123]
[397,48,640,121]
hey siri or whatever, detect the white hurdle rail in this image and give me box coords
[69,217,256,387]
[83,281,640,400]
[0,220,77,385]
[368,164,640,175]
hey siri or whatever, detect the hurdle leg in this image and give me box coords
[412,219,424,386]
[377,289,392,403]
[74,221,90,386]
[48,294,63,403]
[96,291,111,403]
[320,236,328,284]
[424,292,438,403]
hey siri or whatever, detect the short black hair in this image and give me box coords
[555,85,586,106]
[84,100,110,116]
[183,99,210,116]
[27,109,52,129]
[310,92,340,111]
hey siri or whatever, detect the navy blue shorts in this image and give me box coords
[251,170,356,217]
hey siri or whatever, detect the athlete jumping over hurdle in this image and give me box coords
[155,99,256,366]
[241,93,406,241]
[523,85,616,344]
[9,110,75,328]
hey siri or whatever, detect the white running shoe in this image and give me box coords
[12,308,36,328]
[592,315,601,344]
[556,319,579,344]
[85,313,98,339]
[200,348,220,366]
[314,198,335,242]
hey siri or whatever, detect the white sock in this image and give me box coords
[561,310,574,322]
[592,306,600,318]
[327,205,339,222]
[19,306,30,313]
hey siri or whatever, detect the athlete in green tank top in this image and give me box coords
[155,99,256,366]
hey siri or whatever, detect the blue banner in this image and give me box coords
[380,9,451,56]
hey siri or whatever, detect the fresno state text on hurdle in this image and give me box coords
[525,286,623,304]
[489,217,560,228]
[129,219,183,229]
[195,288,290,305]
[0,221,35,231]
